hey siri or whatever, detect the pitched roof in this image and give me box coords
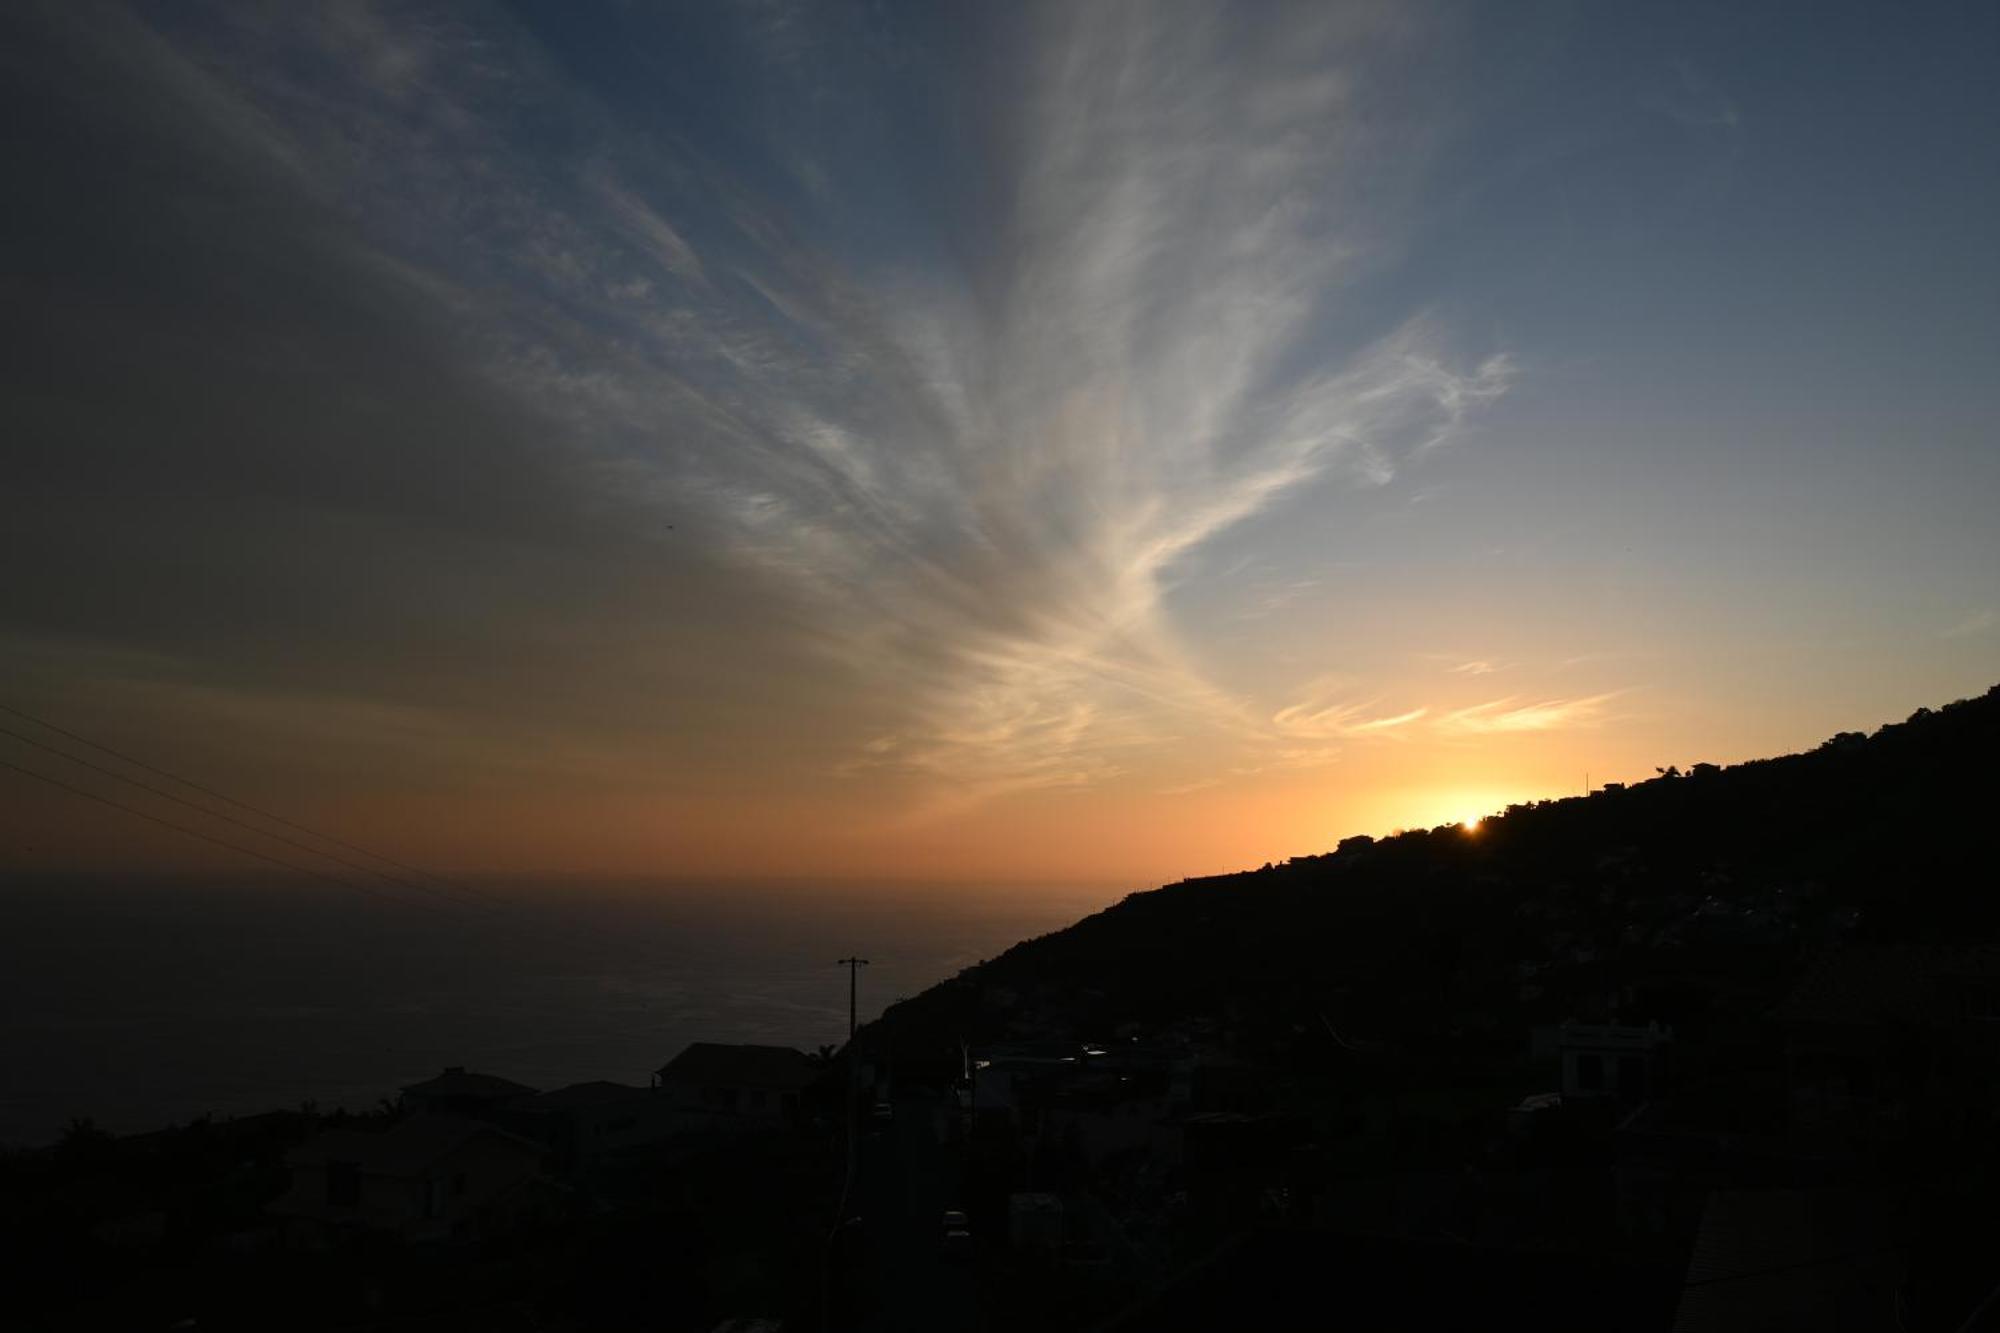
[289,1114,542,1175]
[655,1042,818,1090]
[531,1080,651,1110]
[400,1067,539,1100]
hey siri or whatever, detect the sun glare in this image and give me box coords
[1386,788,1519,837]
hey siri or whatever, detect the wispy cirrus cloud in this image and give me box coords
[6,0,1510,816]
[1649,59,1742,132]
[1272,695,1430,741]
[1266,679,1621,754]
[1943,609,1995,640]
[1437,693,1623,735]
[711,1,1511,800]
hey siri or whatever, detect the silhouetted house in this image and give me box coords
[1557,1021,1671,1102]
[1180,1111,1305,1228]
[973,1042,1126,1138]
[653,1043,816,1119]
[972,1043,1086,1133]
[974,1042,1195,1157]
[1777,944,2000,1139]
[1043,1067,1185,1169]
[516,1081,679,1170]
[399,1066,538,1118]
[271,1114,550,1244]
[1009,1191,1064,1253]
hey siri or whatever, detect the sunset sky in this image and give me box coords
[3,1,1997,886]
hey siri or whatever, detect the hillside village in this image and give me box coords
[5,685,1999,1330]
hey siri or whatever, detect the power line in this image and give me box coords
[0,701,759,992]
[0,755,433,912]
[0,750,681,975]
[0,748,728,984]
[0,722,500,917]
[0,700,513,912]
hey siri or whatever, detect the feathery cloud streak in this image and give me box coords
[8,1,1511,815]
[1438,694,1623,736]
[685,2,1514,801]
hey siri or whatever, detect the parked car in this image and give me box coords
[941,1208,972,1259]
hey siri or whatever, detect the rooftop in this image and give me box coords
[289,1113,543,1175]
[400,1066,540,1101]
[655,1042,818,1090]
[530,1080,652,1110]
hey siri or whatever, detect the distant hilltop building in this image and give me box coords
[653,1042,818,1119]
[399,1067,538,1118]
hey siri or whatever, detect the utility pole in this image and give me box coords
[826,955,870,1333]
[836,956,870,1041]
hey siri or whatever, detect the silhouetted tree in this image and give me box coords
[56,1117,113,1169]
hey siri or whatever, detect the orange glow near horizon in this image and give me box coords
[3,674,1995,889]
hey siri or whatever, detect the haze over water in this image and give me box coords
[0,875,1116,1147]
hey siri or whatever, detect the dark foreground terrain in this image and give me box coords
[8,684,2000,1330]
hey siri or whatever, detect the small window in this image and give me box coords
[327,1161,360,1207]
[1576,1054,1604,1091]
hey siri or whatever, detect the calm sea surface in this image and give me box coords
[0,874,1124,1147]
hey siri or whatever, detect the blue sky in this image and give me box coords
[2,1,1996,880]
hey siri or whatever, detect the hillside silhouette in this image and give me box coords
[13,687,2000,1331]
[827,685,2000,1329]
[870,683,2000,1070]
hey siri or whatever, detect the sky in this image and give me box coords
[2,0,1996,887]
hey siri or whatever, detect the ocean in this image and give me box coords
[0,874,1123,1147]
